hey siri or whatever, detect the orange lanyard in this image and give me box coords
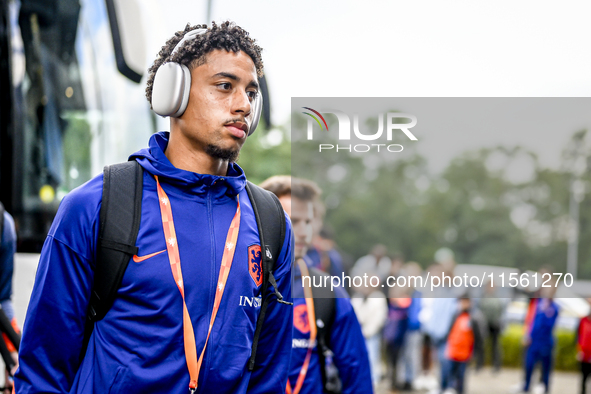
[286,259,317,394]
[156,176,241,393]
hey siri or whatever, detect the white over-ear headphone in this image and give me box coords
[151,28,262,135]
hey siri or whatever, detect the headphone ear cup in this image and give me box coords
[248,93,263,136]
[171,65,191,118]
[151,63,191,117]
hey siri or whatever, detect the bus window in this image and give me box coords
[13,1,90,249]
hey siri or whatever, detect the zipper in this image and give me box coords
[200,189,216,389]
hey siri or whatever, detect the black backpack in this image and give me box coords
[83,161,291,371]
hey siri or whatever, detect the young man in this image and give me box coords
[15,22,293,393]
[260,176,373,394]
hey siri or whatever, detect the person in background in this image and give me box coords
[397,262,423,391]
[441,296,483,394]
[383,286,411,392]
[577,299,591,394]
[477,280,507,372]
[422,261,457,394]
[261,175,373,394]
[0,203,18,393]
[305,193,345,278]
[351,244,392,284]
[520,286,560,394]
[306,224,346,278]
[351,271,388,388]
[416,263,441,392]
[389,254,405,281]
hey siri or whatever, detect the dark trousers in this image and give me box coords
[442,360,467,394]
[386,342,403,389]
[422,333,432,373]
[489,326,501,371]
[524,345,552,392]
[475,325,502,371]
[582,362,591,394]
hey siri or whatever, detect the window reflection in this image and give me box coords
[17,0,91,248]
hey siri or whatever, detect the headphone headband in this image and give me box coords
[170,29,207,57]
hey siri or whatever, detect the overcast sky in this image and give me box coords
[146,0,591,171]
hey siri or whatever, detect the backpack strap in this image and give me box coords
[245,181,291,371]
[0,201,5,244]
[309,268,336,341]
[90,161,143,321]
[309,268,340,393]
[81,161,143,358]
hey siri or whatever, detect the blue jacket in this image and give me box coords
[289,260,372,394]
[0,209,16,320]
[15,132,293,394]
[423,296,457,346]
[407,294,421,332]
[529,298,559,352]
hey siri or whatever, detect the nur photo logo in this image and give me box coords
[300,107,419,153]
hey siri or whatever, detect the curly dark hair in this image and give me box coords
[145,21,264,106]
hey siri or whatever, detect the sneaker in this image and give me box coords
[414,375,425,390]
[532,384,546,394]
[423,375,439,390]
[508,384,527,394]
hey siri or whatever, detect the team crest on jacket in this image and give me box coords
[248,244,263,287]
[293,304,310,334]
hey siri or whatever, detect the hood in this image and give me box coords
[129,131,247,197]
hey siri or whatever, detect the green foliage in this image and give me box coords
[499,324,577,371]
[555,328,579,371]
[238,126,291,185]
[500,324,523,368]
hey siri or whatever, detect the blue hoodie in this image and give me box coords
[15,132,293,394]
[289,259,373,394]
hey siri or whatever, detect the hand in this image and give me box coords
[3,371,13,394]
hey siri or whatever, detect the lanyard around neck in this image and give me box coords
[155,176,241,393]
[286,259,317,394]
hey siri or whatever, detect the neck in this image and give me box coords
[165,129,228,176]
